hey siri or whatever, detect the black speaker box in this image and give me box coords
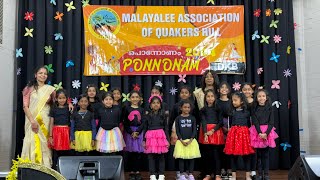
[288,155,320,180]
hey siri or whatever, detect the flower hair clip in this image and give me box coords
[148,95,163,103]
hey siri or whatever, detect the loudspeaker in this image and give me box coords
[58,156,125,180]
[18,162,65,180]
[288,155,320,180]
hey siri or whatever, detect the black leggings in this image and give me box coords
[202,145,221,176]
[148,154,165,175]
[128,152,143,172]
[250,151,257,171]
[230,155,251,172]
[257,148,269,175]
[179,159,195,173]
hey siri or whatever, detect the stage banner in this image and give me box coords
[83,6,245,76]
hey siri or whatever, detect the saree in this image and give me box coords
[21,85,55,167]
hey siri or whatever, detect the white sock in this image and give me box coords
[251,171,256,176]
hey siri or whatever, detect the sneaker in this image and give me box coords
[158,175,165,180]
[176,171,181,179]
[189,174,195,180]
[179,175,188,180]
[227,170,232,178]
[150,175,157,180]
[221,169,227,178]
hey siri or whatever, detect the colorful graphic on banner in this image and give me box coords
[83,6,245,76]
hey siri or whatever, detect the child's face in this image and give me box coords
[179,88,191,100]
[150,99,161,111]
[112,90,121,102]
[151,89,162,97]
[87,87,97,98]
[232,95,242,108]
[78,97,89,110]
[205,72,214,86]
[206,92,216,106]
[242,85,253,98]
[219,84,230,96]
[257,91,267,106]
[103,96,114,108]
[57,93,67,106]
[130,93,140,106]
[181,103,191,114]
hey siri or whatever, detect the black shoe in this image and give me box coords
[264,175,270,180]
[221,169,227,178]
[135,173,142,180]
[129,173,136,180]
[251,175,256,180]
[257,176,263,180]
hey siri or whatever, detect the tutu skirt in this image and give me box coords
[173,139,201,159]
[124,126,144,153]
[51,126,70,150]
[145,129,169,154]
[224,126,255,155]
[96,127,126,153]
[198,124,225,145]
[249,125,278,148]
[72,131,94,152]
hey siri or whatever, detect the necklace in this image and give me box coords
[79,110,87,119]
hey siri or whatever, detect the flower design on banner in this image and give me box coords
[272,101,282,108]
[17,68,21,76]
[65,1,76,12]
[72,80,81,89]
[24,28,34,37]
[44,46,53,54]
[178,74,187,83]
[260,35,270,44]
[232,82,241,91]
[270,52,280,63]
[274,8,283,15]
[100,82,109,92]
[170,87,178,95]
[206,0,215,5]
[50,0,56,5]
[280,142,292,151]
[122,93,130,102]
[82,0,90,7]
[273,35,282,43]
[155,80,163,87]
[54,33,63,40]
[16,48,23,58]
[72,97,78,105]
[257,67,263,75]
[270,20,279,28]
[287,46,291,54]
[251,30,260,40]
[54,82,63,90]
[253,9,261,17]
[54,12,64,21]
[133,83,140,91]
[271,80,280,89]
[45,64,54,73]
[283,69,292,78]
[66,60,74,67]
[24,12,34,21]
[266,9,272,16]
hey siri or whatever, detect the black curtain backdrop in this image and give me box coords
[16,0,299,169]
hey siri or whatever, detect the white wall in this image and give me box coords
[294,0,320,155]
[0,0,17,176]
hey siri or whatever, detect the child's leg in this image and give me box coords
[187,159,195,174]
[230,155,237,179]
[158,154,165,175]
[213,145,221,177]
[52,150,59,170]
[257,149,263,176]
[250,151,257,176]
[261,148,270,176]
[202,145,213,176]
[243,155,252,179]
[148,154,156,175]
[179,159,185,174]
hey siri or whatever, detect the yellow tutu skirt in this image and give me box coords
[173,139,201,159]
[71,131,94,152]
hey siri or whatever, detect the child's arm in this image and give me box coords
[136,108,145,134]
[142,115,148,142]
[49,117,54,145]
[123,108,133,134]
[265,108,275,135]
[191,116,197,139]
[213,109,223,131]
[70,117,75,142]
[164,114,170,142]
[175,117,182,140]
[91,113,97,140]
[252,111,262,134]
[200,108,208,134]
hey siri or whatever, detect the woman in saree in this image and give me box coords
[21,66,72,167]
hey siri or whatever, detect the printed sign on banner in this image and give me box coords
[83,6,245,76]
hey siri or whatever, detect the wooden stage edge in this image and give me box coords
[125,170,289,179]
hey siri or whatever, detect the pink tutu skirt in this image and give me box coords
[144,129,169,154]
[249,125,278,148]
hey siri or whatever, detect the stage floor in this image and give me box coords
[126,170,288,179]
